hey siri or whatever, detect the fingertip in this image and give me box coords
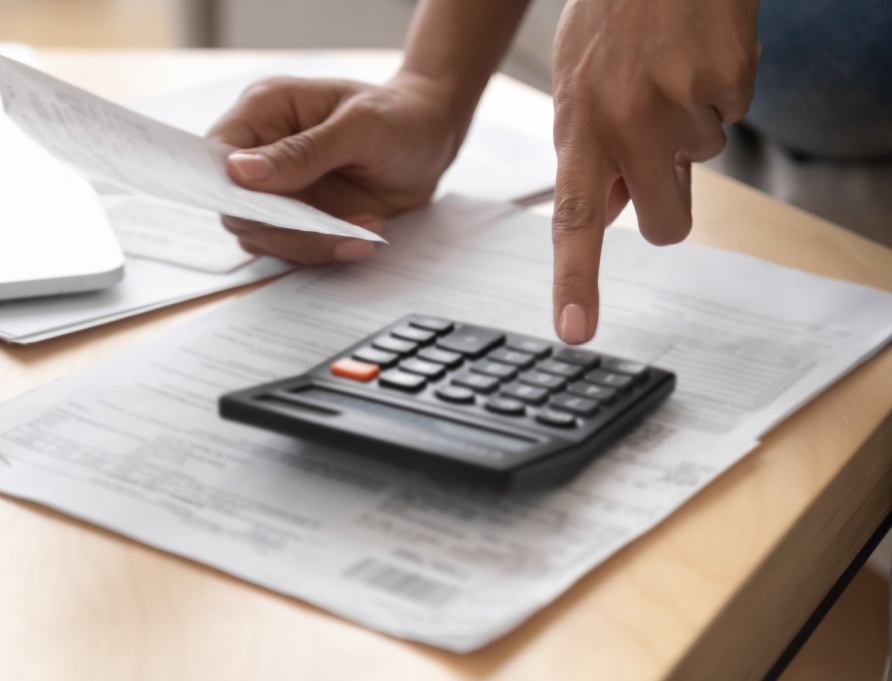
[228,152,275,183]
[556,302,596,345]
[333,239,377,262]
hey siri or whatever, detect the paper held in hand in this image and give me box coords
[0,57,383,242]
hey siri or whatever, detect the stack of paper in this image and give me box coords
[1,197,890,651]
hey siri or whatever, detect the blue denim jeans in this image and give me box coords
[747,0,892,159]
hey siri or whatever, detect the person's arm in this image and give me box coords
[208,0,530,263]
[398,0,532,144]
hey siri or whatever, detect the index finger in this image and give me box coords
[551,117,618,344]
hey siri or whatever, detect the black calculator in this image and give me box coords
[219,315,675,490]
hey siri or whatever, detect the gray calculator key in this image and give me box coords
[379,370,426,392]
[471,360,517,381]
[488,348,535,369]
[353,346,399,368]
[505,336,552,358]
[536,408,577,428]
[567,381,617,403]
[537,359,584,380]
[519,371,566,392]
[399,358,446,379]
[601,358,648,378]
[437,326,504,357]
[392,325,436,344]
[485,396,525,416]
[417,347,463,368]
[435,385,475,404]
[409,316,454,334]
[451,371,500,394]
[500,382,548,405]
[372,336,417,355]
[553,348,600,367]
[550,393,600,417]
[585,369,634,391]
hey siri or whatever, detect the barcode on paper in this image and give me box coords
[345,559,458,608]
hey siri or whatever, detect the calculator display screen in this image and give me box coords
[304,388,533,454]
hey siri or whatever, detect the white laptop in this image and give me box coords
[0,110,124,301]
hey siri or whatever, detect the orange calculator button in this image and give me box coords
[330,358,380,381]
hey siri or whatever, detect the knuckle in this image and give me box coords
[552,194,599,240]
[272,133,319,170]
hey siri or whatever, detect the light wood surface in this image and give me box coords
[0,50,890,681]
[0,0,178,48]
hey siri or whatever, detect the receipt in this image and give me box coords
[0,57,381,242]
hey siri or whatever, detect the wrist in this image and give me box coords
[390,62,481,144]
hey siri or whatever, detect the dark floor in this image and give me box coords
[706,125,892,249]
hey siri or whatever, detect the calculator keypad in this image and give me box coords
[437,326,504,357]
[334,316,658,431]
[353,346,399,368]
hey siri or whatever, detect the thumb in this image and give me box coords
[227,120,355,194]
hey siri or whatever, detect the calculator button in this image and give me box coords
[488,348,535,369]
[399,358,446,379]
[500,382,548,405]
[435,385,475,404]
[353,346,399,368]
[330,358,380,382]
[505,336,552,359]
[379,370,427,392]
[372,336,417,355]
[451,371,500,394]
[536,409,577,428]
[437,326,504,357]
[409,316,454,334]
[485,396,526,416]
[519,371,566,392]
[536,359,584,380]
[391,326,436,344]
[601,358,649,378]
[417,347,463,369]
[584,369,634,391]
[550,394,600,417]
[567,381,618,403]
[471,360,517,381]
[553,348,600,367]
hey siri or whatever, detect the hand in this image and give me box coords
[550,0,760,343]
[208,71,464,263]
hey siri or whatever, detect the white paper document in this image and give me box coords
[130,53,557,205]
[0,256,292,344]
[104,195,256,274]
[1,198,891,651]
[0,57,381,242]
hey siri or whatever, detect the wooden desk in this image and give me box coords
[1,50,890,681]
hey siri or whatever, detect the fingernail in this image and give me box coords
[334,239,376,262]
[229,152,274,181]
[559,303,590,344]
